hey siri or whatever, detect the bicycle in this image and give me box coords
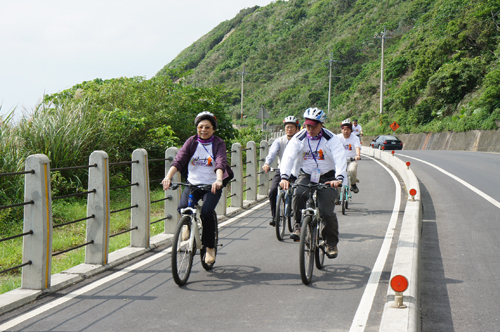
[274,185,294,241]
[168,182,220,286]
[340,157,357,215]
[293,182,336,285]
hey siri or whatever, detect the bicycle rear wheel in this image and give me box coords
[201,212,218,271]
[275,191,286,241]
[172,216,195,286]
[299,216,315,285]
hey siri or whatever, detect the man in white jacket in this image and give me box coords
[262,116,300,226]
[337,119,361,193]
[279,108,347,258]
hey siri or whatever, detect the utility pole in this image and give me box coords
[324,53,343,114]
[375,27,391,114]
[236,65,273,127]
[237,65,248,126]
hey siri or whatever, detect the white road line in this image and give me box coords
[0,201,268,332]
[400,154,500,210]
[349,156,402,332]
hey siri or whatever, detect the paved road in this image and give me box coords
[0,157,405,332]
[398,151,500,332]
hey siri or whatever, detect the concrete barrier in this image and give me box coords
[362,147,422,332]
[362,128,500,152]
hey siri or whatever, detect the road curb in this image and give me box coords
[362,147,422,332]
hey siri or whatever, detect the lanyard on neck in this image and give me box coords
[201,143,214,160]
[307,137,321,168]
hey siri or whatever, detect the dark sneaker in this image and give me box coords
[326,245,338,258]
[290,224,301,241]
[334,197,340,205]
[351,184,359,194]
[269,218,275,226]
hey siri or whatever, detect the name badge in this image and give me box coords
[310,168,321,183]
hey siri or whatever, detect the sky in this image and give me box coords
[0,0,276,119]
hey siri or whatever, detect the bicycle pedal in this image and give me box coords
[217,243,223,247]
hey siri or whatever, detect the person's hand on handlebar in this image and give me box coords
[262,164,270,173]
[325,180,342,188]
[354,155,361,161]
[279,179,290,190]
[161,178,172,190]
[211,179,223,194]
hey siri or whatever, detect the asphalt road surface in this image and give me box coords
[397,150,500,332]
[0,157,405,332]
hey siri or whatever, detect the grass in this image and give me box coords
[0,188,167,295]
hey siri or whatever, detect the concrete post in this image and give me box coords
[131,149,150,248]
[230,143,243,208]
[215,186,227,216]
[85,151,111,265]
[22,154,52,290]
[259,140,269,196]
[165,147,180,234]
[245,141,257,201]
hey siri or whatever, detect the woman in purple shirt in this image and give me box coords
[162,112,233,264]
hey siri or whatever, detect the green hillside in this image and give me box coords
[157,0,500,134]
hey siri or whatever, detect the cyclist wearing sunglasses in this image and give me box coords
[162,111,233,264]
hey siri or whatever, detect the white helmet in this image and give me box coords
[283,115,300,127]
[194,111,217,130]
[341,118,352,129]
[303,107,326,123]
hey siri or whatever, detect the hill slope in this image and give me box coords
[157,0,500,134]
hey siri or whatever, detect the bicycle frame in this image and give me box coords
[179,206,204,251]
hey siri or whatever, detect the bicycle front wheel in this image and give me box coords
[286,193,294,232]
[341,188,346,215]
[275,191,286,241]
[171,216,195,286]
[315,222,325,270]
[299,216,315,285]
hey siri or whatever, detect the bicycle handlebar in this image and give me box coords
[291,182,337,190]
[169,182,212,192]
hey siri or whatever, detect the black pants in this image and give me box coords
[293,171,340,246]
[179,186,221,248]
[268,170,282,219]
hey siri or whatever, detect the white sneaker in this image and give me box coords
[181,225,190,241]
[205,248,215,264]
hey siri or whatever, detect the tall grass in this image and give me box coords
[0,109,26,236]
[1,101,108,237]
[16,100,106,168]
